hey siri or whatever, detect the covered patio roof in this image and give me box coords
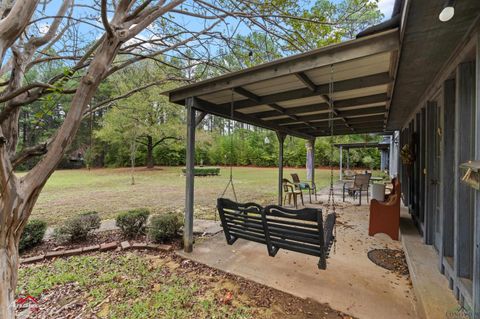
[167,28,400,139]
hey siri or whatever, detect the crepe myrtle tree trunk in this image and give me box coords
[0,33,122,319]
[0,176,43,319]
[0,231,20,319]
[0,188,23,319]
[0,0,191,315]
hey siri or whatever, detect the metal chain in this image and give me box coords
[326,64,337,254]
[326,64,336,215]
[219,89,238,215]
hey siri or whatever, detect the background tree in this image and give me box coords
[287,0,383,50]
[96,62,183,169]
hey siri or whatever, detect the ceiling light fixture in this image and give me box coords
[439,0,455,22]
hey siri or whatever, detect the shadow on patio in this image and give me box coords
[177,188,417,319]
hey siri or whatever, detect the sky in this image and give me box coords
[377,0,396,19]
[28,0,397,68]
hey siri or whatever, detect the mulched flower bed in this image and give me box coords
[367,249,410,276]
[20,230,182,259]
[18,249,357,319]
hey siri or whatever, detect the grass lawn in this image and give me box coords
[23,166,339,225]
[18,251,350,319]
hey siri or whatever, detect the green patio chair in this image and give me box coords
[291,173,317,203]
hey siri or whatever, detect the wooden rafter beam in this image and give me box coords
[307,126,388,137]
[289,122,385,132]
[284,115,386,130]
[295,70,352,131]
[275,106,387,126]
[233,86,318,131]
[191,97,313,139]
[251,93,388,119]
[231,72,391,111]
[233,87,261,103]
[295,72,317,91]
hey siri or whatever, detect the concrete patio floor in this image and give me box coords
[177,192,418,319]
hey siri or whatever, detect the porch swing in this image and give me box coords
[216,66,338,270]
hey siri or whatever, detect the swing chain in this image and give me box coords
[325,64,337,254]
[326,64,336,215]
[218,89,238,222]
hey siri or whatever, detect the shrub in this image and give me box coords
[19,219,47,251]
[54,211,101,243]
[116,209,150,239]
[149,213,183,243]
[181,167,220,176]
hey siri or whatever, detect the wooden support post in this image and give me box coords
[419,108,426,226]
[454,61,475,280]
[413,114,420,222]
[184,97,196,253]
[306,139,315,183]
[195,111,207,127]
[440,79,456,272]
[277,132,286,206]
[473,33,480,317]
[425,100,440,246]
[346,149,350,171]
[339,146,343,180]
[311,138,315,187]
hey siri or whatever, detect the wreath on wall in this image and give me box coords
[400,144,415,165]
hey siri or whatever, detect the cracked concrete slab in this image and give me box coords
[178,200,417,319]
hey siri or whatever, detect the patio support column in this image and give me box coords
[380,150,385,171]
[277,132,286,206]
[339,146,343,180]
[184,97,196,253]
[306,138,315,184]
[346,149,350,171]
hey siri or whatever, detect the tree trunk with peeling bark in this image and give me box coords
[0,216,21,319]
[0,29,122,319]
[0,246,18,319]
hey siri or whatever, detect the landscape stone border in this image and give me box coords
[20,241,172,264]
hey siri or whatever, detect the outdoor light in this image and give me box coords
[264,136,270,144]
[439,0,455,22]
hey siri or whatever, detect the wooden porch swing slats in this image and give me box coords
[217,198,336,269]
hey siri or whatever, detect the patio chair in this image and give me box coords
[342,173,371,205]
[343,169,356,180]
[290,173,317,203]
[283,178,304,208]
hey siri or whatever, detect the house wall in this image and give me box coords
[398,24,480,317]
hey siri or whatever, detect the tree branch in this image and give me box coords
[101,0,114,38]
[85,77,187,116]
[153,136,181,148]
[0,0,38,68]
[10,142,48,169]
